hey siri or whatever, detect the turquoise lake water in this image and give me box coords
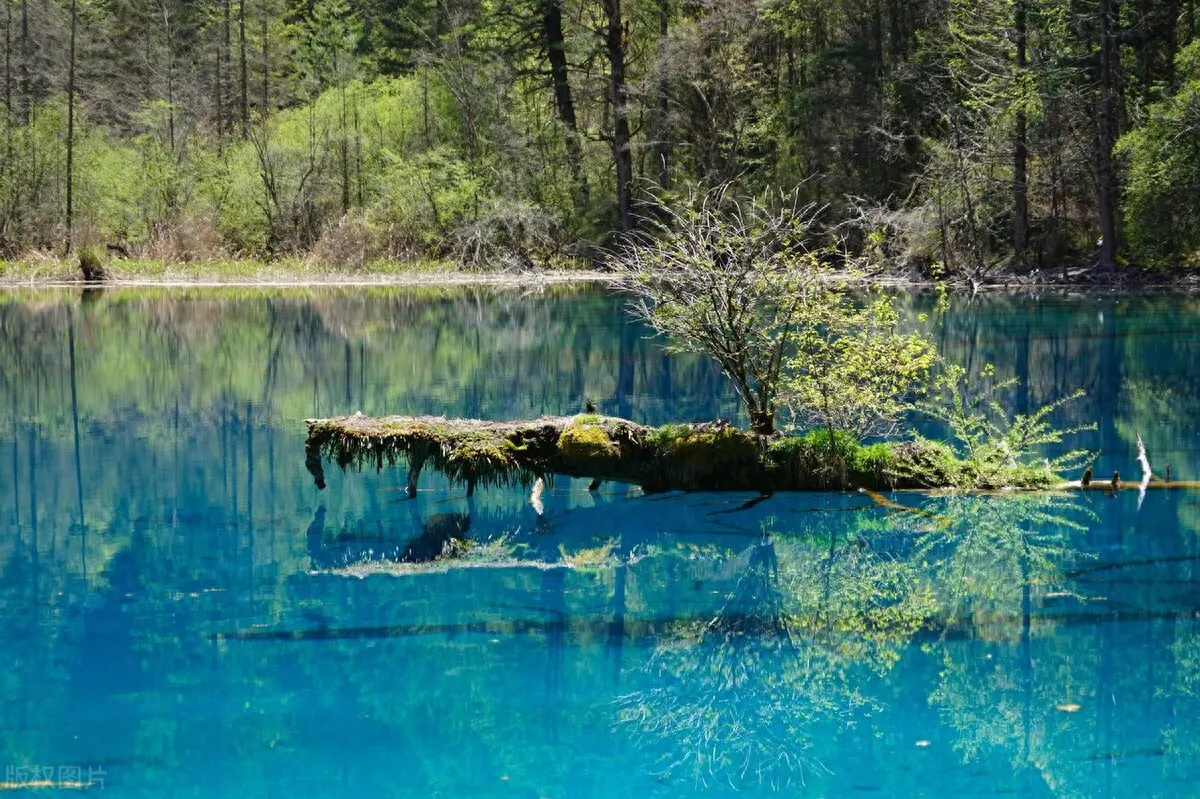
[3,286,1200,796]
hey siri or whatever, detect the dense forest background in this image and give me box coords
[1,0,1198,276]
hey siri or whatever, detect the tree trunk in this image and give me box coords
[421,69,429,147]
[1138,0,1153,101]
[603,0,633,233]
[749,408,774,437]
[354,97,363,207]
[540,0,587,205]
[261,0,269,114]
[655,0,669,190]
[215,18,225,148]
[871,0,883,77]
[19,0,27,124]
[1097,0,1120,269]
[65,0,77,249]
[223,0,232,126]
[340,83,349,214]
[239,0,249,133]
[1165,0,1180,90]
[889,0,903,59]
[4,0,10,130]
[1013,0,1028,264]
[158,4,175,150]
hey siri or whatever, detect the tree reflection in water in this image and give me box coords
[615,494,1091,790]
[615,512,936,789]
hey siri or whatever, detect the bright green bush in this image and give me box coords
[1116,41,1200,268]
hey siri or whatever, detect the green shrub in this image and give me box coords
[916,365,1094,488]
[766,430,897,489]
[1116,41,1200,267]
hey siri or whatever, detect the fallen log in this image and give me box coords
[303,413,1083,495]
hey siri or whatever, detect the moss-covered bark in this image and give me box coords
[304,413,1092,494]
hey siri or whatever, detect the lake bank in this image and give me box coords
[0,256,612,288]
[1,254,1196,291]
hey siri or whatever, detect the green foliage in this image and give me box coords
[0,0,1193,277]
[1116,41,1200,268]
[887,437,965,488]
[298,0,363,95]
[622,186,938,440]
[780,295,938,440]
[915,364,1095,488]
[765,429,894,489]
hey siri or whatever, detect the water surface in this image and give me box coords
[2,286,1200,797]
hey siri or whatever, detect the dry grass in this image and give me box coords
[0,255,605,286]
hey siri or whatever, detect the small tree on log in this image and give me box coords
[781,296,938,441]
[615,185,824,436]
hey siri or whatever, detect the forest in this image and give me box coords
[0,0,1198,279]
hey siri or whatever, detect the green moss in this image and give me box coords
[77,247,108,282]
[649,425,761,490]
[557,422,618,460]
[307,413,1071,495]
[309,416,539,490]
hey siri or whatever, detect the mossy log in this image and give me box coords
[305,413,982,494]
[304,413,1199,496]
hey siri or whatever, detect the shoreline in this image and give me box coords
[0,259,1195,292]
[0,270,618,289]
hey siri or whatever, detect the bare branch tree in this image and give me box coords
[613,183,825,435]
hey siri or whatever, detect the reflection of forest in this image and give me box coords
[615,494,1200,795]
[3,288,1200,795]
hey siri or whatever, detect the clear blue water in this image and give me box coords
[3,286,1200,797]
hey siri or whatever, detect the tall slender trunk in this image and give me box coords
[223,0,232,133]
[871,0,883,77]
[889,0,903,59]
[540,0,587,204]
[142,14,152,101]
[354,97,363,206]
[421,69,429,147]
[339,82,349,214]
[65,0,77,249]
[655,0,669,190]
[1013,0,1028,263]
[1097,0,1119,268]
[239,0,248,133]
[603,0,633,233]
[1165,0,1180,90]
[3,0,11,206]
[18,0,27,124]
[4,0,11,132]
[1138,0,1152,100]
[215,24,224,149]
[260,0,269,113]
[164,6,175,151]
